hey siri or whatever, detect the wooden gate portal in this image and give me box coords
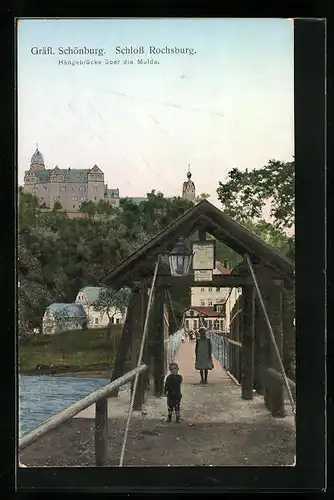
[100,200,294,418]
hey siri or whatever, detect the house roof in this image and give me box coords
[106,188,119,198]
[77,286,106,304]
[215,261,231,275]
[184,306,225,318]
[31,168,115,184]
[100,199,294,288]
[45,303,87,318]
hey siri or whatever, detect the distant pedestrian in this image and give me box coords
[189,330,194,342]
[195,327,213,384]
[164,362,183,422]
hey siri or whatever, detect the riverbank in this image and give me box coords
[19,326,122,376]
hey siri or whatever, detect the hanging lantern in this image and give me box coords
[168,241,193,276]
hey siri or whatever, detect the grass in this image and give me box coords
[19,326,123,375]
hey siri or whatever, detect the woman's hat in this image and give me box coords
[199,326,206,333]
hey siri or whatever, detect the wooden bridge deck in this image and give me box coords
[20,341,296,467]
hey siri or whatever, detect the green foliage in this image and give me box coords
[93,287,131,339]
[53,200,63,210]
[18,190,194,337]
[19,325,123,374]
[217,159,295,230]
[79,200,96,217]
[195,192,211,202]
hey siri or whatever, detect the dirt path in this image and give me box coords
[20,342,296,467]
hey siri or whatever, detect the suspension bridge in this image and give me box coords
[19,200,296,468]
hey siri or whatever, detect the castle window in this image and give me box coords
[72,187,75,191]
[80,196,86,201]
[94,187,98,192]
[72,196,78,201]
[201,288,205,292]
[208,287,213,291]
[60,186,66,191]
[216,287,221,291]
[95,318,99,325]
[43,186,48,191]
[208,300,213,306]
[189,310,194,316]
[200,300,205,306]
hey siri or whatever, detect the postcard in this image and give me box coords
[17,18,296,472]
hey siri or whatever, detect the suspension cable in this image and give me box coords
[119,256,161,467]
[166,288,178,330]
[245,254,296,416]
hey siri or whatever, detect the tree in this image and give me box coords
[217,160,294,230]
[79,200,96,218]
[53,200,63,211]
[93,287,131,339]
[96,199,116,215]
[195,192,210,202]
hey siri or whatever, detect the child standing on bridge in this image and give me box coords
[164,362,183,423]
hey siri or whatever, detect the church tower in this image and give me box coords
[182,165,196,201]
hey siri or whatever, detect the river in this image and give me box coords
[19,375,128,438]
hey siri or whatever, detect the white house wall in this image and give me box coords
[225,287,242,330]
[191,266,230,307]
[42,312,85,335]
[82,306,125,329]
[75,291,126,328]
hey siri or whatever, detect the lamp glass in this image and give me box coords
[168,242,192,276]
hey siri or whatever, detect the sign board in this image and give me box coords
[192,241,215,270]
[194,269,213,281]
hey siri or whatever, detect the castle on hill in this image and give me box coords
[23,146,196,210]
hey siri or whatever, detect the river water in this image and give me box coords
[19,375,128,438]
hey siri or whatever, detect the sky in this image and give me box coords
[17,18,294,208]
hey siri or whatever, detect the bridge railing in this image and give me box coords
[207,330,242,384]
[166,328,184,371]
[19,364,148,467]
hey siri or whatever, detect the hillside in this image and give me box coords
[19,189,239,338]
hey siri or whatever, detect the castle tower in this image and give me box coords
[29,144,45,171]
[182,165,196,201]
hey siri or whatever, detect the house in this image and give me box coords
[75,286,125,328]
[183,305,226,333]
[42,303,87,335]
[23,146,120,211]
[191,260,231,308]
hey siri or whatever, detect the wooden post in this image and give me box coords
[131,288,148,411]
[95,398,108,466]
[253,301,264,395]
[268,279,285,418]
[152,287,165,397]
[231,307,235,378]
[109,288,141,397]
[141,290,151,392]
[241,285,255,400]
